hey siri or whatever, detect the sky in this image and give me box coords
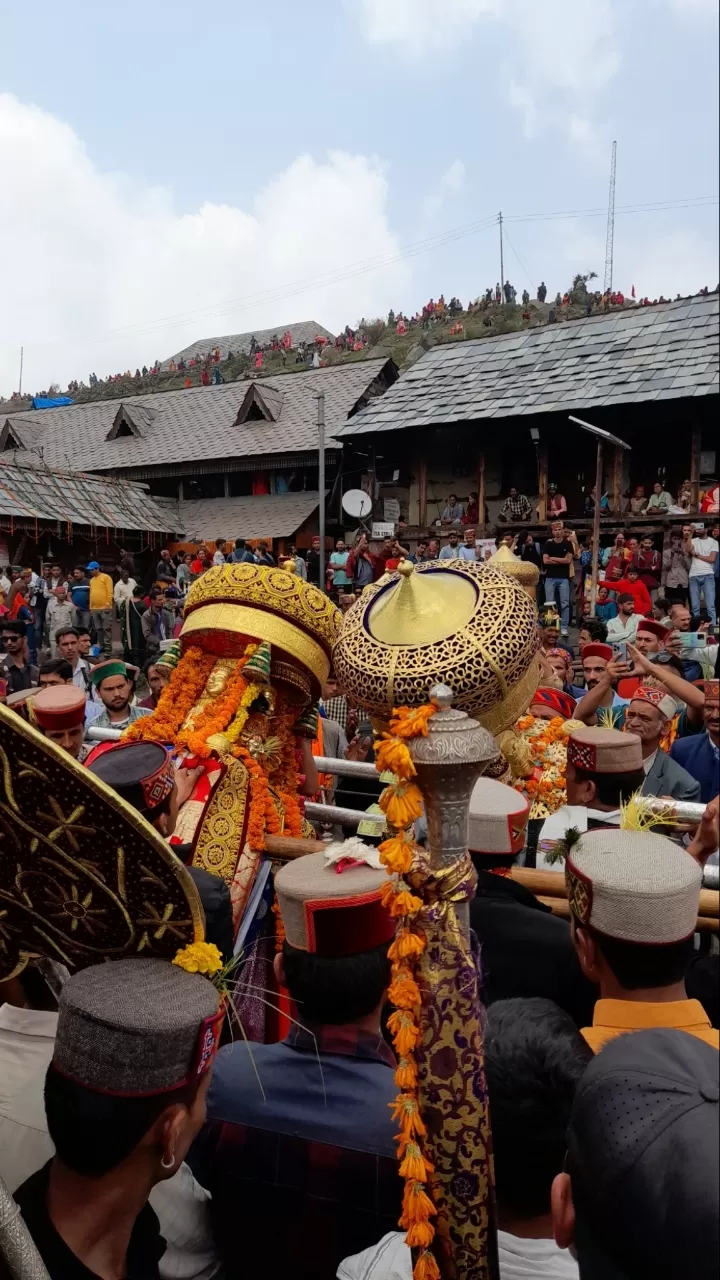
[1,0,718,396]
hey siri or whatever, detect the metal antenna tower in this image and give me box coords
[603,140,617,294]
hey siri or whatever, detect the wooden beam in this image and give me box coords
[477,452,486,532]
[537,444,548,522]
[418,456,428,527]
[690,426,702,513]
[611,445,624,515]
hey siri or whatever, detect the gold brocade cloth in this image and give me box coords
[407,853,496,1280]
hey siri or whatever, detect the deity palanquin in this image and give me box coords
[123,563,341,928]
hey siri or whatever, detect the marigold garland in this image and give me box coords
[271,710,304,837]
[122,647,216,744]
[512,714,576,816]
[175,648,256,758]
[375,700,441,1280]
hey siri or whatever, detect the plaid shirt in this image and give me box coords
[190,1025,401,1280]
[321,694,350,731]
[500,493,532,521]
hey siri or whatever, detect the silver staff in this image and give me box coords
[0,1174,50,1279]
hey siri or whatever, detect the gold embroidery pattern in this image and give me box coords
[566,864,591,925]
[0,707,203,981]
[191,756,251,886]
[184,563,341,653]
[333,562,539,734]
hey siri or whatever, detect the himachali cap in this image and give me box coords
[530,687,577,720]
[700,679,719,702]
[568,726,643,775]
[629,685,676,722]
[566,1029,719,1280]
[87,741,176,816]
[468,777,530,857]
[89,659,129,688]
[275,851,395,957]
[565,828,701,943]
[581,642,613,663]
[53,958,222,1096]
[32,686,86,731]
[636,618,670,642]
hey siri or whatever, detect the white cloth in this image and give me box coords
[642,749,658,776]
[538,804,621,872]
[0,1005,221,1280]
[606,613,646,644]
[457,544,478,560]
[337,1230,578,1280]
[690,537,719,578]
[71,657,94,695]
[113,577,137,605]
[212,551,226,566]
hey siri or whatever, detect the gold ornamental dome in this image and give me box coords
[487,544,540,599]
[333,559,539,734]
[181,562,341,693]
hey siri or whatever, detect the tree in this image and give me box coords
[570,271,598,306]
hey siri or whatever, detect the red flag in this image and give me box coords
[631,284,636,298]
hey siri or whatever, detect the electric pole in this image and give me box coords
[603,141,617,295]
[499,212,505,301]
[18,347,24,397]
[317,391,326,593]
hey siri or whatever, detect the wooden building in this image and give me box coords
[334,293,719,545]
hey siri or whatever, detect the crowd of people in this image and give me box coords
[0,518,718,1280]
[6,284,717,408]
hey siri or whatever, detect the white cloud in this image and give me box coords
[0,94,410,396]
[551,216,719,300]
[420,158,467,225]
[355,0,500,55]
[354,0,619,144]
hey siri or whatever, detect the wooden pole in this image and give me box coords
[477,451,486,532]
[537,444,548,523]
[418,456,428,527]
[612,445,624,515]
[690,426,702,513]
[589,441,603,617]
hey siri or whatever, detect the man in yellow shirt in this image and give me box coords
[87,560,114,657]
[564,827,718,1051]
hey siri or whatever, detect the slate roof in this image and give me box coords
[0,456,176,532]
[336,293,719,438]
[169,492,323,542]
[161,321,335,369]
[2,361,391,475]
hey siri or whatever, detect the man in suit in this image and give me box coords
[671,679,720,804]
[625,687,701,802]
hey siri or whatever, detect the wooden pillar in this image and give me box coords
[418,456,428,528]
[611,446,623,516]
[537,445,548,523]
[690,427,702,513]
[477,452,486,532]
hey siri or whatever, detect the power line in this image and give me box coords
[501,226,535,292]
[8,194,718,356]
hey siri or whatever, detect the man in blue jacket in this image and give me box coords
[671,680,719,803]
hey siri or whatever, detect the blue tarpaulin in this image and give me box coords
[31,396,74,409]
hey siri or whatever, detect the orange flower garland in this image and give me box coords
[231,741,281,851]
[512,714,575,814]
[375,702,441,1280]
[272,711,304,838]
[175,650,255,758]
[122,648,217,743]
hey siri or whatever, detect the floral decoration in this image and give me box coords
[122,647,216,743]
[512,715,581,817]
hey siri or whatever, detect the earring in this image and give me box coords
[161,1153,175,1171]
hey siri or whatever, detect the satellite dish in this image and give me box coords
[342,489,373,519]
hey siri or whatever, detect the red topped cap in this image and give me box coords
[581,642,613,663]
[32,686,86,731]
[636,619,670,641]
